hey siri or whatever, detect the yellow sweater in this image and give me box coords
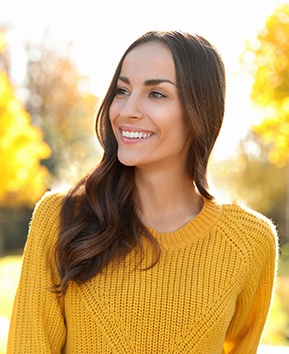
[7,190,278,354]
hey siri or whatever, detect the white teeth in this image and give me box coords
[121,130,152,139]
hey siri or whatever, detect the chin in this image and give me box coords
[119,160,136,167]
[117,154,138,167]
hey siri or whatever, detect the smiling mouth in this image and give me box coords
[121,130,153,139]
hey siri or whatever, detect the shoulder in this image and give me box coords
[22,189,71,272]
[212,199,278,254]
[32,188,68,221]
[28,188,70,240]
[222,201,276,236]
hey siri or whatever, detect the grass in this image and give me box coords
[261,275,289,346]
[0,255,22,354]
[0,254,288,353]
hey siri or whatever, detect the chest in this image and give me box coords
[63,239,247,353]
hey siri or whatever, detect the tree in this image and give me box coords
[0,29,51,208]
[0,28,51,254]
[210,133,287,245]
[241,3,289,243]
[25,38,100,186]
[242,4,289,166]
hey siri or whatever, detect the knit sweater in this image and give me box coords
[7,190,278,354]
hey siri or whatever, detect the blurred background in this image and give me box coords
[0,0,289,352]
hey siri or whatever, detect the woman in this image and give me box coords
[8,30,278,353]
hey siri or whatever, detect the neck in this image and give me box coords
[134,166,204,233]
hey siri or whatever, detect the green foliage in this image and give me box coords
[0,208,32,253]
[262,274,289,346]
[279,243,289,276]
[210,134,288,245]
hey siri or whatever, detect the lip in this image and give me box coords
[119,125,154,134]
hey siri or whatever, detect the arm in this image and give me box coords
[7,191,67,354]
[223,217,278,353]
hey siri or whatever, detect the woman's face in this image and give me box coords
[109,41,189,172]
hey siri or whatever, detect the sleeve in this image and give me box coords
[7,191,67,354]
[223,216,278,353]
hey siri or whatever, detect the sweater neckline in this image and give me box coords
[146,198,223,249]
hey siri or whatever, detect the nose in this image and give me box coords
[120,93,144,120]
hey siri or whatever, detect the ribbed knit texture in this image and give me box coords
[7,190,278,353]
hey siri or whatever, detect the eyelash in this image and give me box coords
[115,87,166,99]
[115,87,129,96]
[150,91,166,99]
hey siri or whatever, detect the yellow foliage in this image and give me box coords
[247,4,289,167]
[253,101,289,166]
[251,4,289,105]
[0,29,6,53]
[0,71,51,207]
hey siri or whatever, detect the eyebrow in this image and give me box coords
[118,76,176,86]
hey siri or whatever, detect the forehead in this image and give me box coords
[120,41,176,79]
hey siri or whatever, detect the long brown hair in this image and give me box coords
[54,30,226,293]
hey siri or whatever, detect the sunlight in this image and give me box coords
[1,0,286,161]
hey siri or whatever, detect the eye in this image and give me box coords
[149,91,166,99]
[115,87,130,97]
